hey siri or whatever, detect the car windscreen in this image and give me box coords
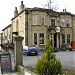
[23,46,28,50]
[28,47,37,51]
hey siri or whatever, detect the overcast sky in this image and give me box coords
[0,0,75,31]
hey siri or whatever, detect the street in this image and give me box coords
[55,51,75,70]
[11,51,75,71]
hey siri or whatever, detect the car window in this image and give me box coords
[28,47,36,49]
[23,46,28,50]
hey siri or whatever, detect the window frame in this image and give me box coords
[51,19,55,27]
[67,34,70,44]
[33,15,44,25]
[62,34,65,43]
[61,19,65,27]
[34,33,37,45]
[66,19,70,27]
[38,16,44,25]
[39,33,44,44]
[33,15,38,25]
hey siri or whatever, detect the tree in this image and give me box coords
[42,0,58,10]
[36,39,63,75]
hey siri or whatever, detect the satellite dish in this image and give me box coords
[55,27,60,33]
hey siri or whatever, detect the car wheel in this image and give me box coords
[69,48,72,51]
[35,52,38,55]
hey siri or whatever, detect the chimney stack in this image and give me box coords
[63,8,66,12]
[20,1,25,12]
[64,8,66,12]
[14,7,18,17]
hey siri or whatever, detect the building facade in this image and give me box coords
[0,31,3,46]
[1,1,75,49]
[11,1,75,48]
[1,24,13,50]
[2,24,12,44]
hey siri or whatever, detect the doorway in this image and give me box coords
[54,34,57,48]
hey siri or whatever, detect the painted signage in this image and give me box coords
[0,53,12,74]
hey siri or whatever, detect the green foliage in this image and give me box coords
[45,39,54,53]
[36,39,63,75]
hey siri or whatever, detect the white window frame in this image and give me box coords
[61,19,65,27]
[33,15,38,25]
[66,19,71,27]
[39,33,44,44]
[38,16,44,25]
[51,19,55,27]
[33,15,44,25]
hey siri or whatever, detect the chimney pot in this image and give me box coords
[63,9,64,12]
[65,8,66,12]
[14,7,18,16]
[20,1,25,12]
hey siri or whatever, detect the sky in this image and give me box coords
[0,0,75,31]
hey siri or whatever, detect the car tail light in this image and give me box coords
[27,50,31,52]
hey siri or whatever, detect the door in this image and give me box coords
[54,34,57,48]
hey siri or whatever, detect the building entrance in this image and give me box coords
[54,34,57,48]
[53,33,60,48]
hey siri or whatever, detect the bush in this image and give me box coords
[36,39,63,75]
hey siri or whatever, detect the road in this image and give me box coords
[11,51,75,70]
[55,51,75,70]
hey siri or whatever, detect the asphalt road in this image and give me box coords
[55,51,75,70]
[11,51,75,71]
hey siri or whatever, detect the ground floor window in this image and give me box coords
[67,34,70,44]
[62,34,65,43]
[34,33,37,45]
[39,33,44,44]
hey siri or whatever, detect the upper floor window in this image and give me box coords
[33,15,37,25]
[33,15,44,25]
[9,35,11,39]
[16,20,19,32]
[66,19,70,27]
[61,19,65,27]
[51,19,55,27]
[39,16,44,25]
[5,36,7,39]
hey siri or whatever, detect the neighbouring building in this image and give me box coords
[1,1,75,50]
[2,24,13,50]
[0,31,3,46]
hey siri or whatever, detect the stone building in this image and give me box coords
[1,24,13,50]
[11,1,75,49]
[0,1,72,50]
[0,31,3,46]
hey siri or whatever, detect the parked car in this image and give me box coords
[22,46,39,55]
[61,44,72,51]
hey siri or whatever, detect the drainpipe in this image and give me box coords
[25,10,29,45]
